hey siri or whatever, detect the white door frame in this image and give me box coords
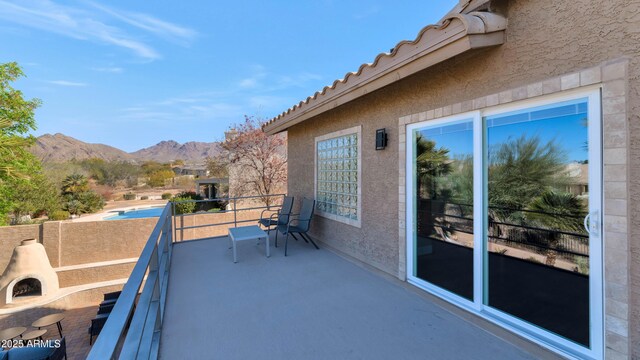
[405,87,604,359]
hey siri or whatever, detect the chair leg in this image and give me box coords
[284,233,289,256]
[275,230,278,248]
[290,233,303,242]
[303,233,320,250]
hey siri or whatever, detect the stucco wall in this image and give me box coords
[286,0,640,358]
[0,224,41,273]
[59,218,155,266]
[56,262,135,288]
[0,218,156,272]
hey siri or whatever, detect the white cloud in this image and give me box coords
[0,0,197,60]
[47,80,87,87]
[91,66,124,73]
[87,1,197,44]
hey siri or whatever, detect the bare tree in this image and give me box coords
[222,116,287,207]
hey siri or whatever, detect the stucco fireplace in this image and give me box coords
[0,239,59,307]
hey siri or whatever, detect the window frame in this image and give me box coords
[314,126,362,228]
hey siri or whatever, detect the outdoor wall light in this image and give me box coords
[375,128,388,150]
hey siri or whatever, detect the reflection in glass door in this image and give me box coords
[485,98,592,346]
[412,121,474,300]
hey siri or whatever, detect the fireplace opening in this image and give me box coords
[12,278,42,298]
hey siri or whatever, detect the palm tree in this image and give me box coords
[61,173,89,195]
[526,190,586,233]
[415,135,453,240]
[415,134,452,199]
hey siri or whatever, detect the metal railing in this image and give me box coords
[87,203,173,360]
[171,194,285,242]
[416,199,589,260]
[86,194,285,359]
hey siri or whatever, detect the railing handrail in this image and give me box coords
[171,193,284,204]
[87,203,173,360]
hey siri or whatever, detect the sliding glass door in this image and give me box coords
[412,120,474,300]
[485,98,593,346]
[407,90,602,357]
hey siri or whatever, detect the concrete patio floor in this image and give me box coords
[159,234,549,360]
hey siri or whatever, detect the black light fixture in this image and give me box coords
[375,128,388,150]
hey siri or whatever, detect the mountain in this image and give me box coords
[32,133,134,162]
[31,134,222,163]
[131,140,222,163]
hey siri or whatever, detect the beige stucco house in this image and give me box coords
[264,0,640,359]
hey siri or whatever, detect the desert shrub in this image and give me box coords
[123,193,136,200]
[161,193,172,200]
[62,199,83,215]
[173,191,203,200]
[148,170,174,187]
[74,191,105,213]
[49,210,70,221]
[172,197,196,215]
[140,196,149,200]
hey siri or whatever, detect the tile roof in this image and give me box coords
[263,10,507,134]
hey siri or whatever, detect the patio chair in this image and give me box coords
[258,196,294,239]
[88,313,109,345]
[275,198,320,256]
[97,302,114,315]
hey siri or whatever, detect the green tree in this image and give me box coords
[11,173,62,220]
[0,62,43,225]
[78,158,140,187]
[488,135,572,220]
[141,161,171,176]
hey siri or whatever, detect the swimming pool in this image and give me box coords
[104,207,165,220]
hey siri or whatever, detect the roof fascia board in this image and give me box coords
[264,30,504,134]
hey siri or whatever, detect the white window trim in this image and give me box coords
[405,87,603,360]
[314,125,362,228]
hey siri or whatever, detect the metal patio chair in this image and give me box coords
[258,196,294,240]
[275,198,320,256]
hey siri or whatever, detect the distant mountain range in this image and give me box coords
[31,133,222,164]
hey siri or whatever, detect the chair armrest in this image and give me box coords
[269,212,281,221]
[260,208,280,220]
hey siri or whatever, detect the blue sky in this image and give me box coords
[0,0,457,152]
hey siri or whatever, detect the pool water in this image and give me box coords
[105,207,164,220]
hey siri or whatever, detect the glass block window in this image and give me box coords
[316,132,359,222]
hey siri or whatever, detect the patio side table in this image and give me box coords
[228,225,269,263]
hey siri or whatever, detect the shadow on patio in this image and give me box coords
[159,234,540,360]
